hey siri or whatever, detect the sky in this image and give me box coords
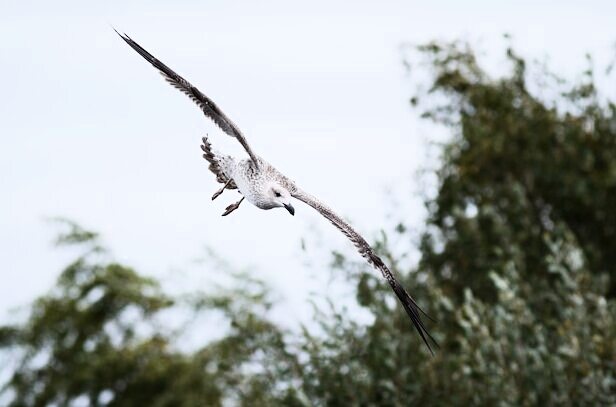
[2,0,615,329]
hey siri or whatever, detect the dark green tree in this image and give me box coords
[414,42,616,302]
[0,220,302,406]
[288,40,616,406]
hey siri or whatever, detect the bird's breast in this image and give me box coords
[231,169,264,208]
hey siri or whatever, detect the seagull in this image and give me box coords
[116,31,437,354]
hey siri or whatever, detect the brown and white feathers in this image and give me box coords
[117,30,437,354]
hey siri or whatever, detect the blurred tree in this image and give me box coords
[1,42,615,406]
[413,42,616,302]
[0,220,302,406]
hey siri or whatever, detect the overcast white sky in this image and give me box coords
[2,0,615,328]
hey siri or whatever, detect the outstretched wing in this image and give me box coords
[116,30,260,167]
[292,187,437,354]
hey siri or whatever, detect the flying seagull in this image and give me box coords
[116,31,437,354]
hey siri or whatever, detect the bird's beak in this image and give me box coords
[283,203,295,216]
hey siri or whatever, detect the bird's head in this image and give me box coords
[267,182,294,215]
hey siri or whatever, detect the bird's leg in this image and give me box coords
[212,179,232,201]
[222,197,245,216]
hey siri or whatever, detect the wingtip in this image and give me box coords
[112,27,132,43]
[390,277,439,355]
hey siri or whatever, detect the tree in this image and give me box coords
[2,42,615,406]
[0,220,301,406]
[414,42,616,302]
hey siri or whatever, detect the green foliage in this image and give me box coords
[0,222,300,406]
[2,43,616,406]
[413,41,616,301]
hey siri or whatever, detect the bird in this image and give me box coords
[116,30,437,354]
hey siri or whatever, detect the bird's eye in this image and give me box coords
[274,191,281,198]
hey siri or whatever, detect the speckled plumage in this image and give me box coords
[118,31,437,354]
[219,156,296,209]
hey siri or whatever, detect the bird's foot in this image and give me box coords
[211,186,226,201]
[222,197,245,216]
[212,179,232,200]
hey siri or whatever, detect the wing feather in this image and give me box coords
[200,136,237,188]
[116,30,260,167]
[292,188,437,354]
